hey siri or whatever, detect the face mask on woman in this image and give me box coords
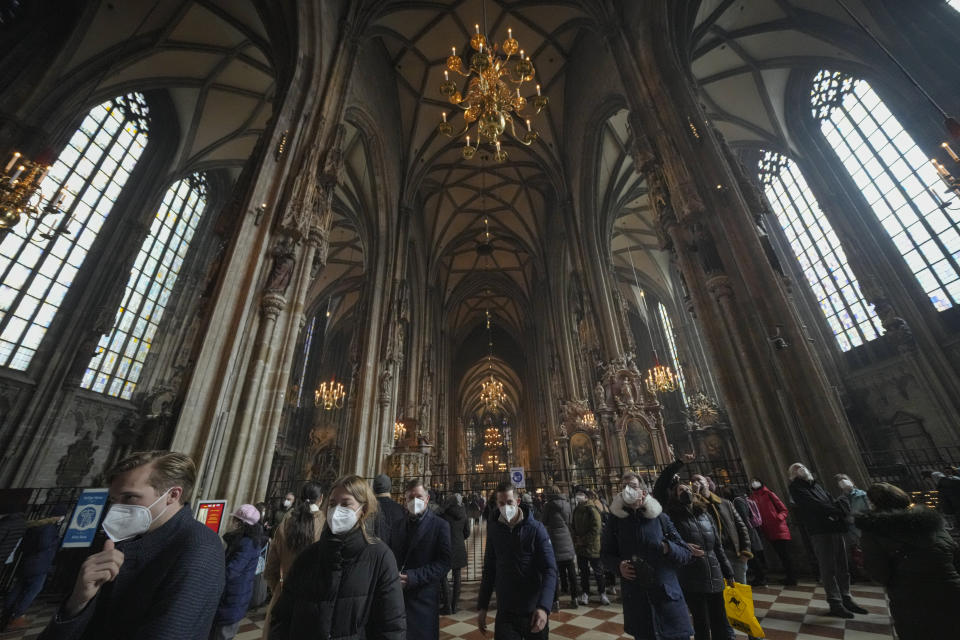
[283,499,293,509]
[622,485,640,505]
[309,503,320,513]
[838,479,854,492]
[750,481,761,490]
[574,494,586,504]
[328,505,361,534]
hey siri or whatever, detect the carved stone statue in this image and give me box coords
[594,381,606,408]
[264,237,296,293]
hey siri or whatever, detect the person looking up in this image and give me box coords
[787,463,866,618]
[269,475,404,640]
[477,482,557,640]
[389,479,450,640]
[664,481,734,640]
[748,478,795,585]
[38,450,225,640]
[602,473,694,640]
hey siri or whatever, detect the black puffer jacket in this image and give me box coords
[269,526,405,640]
[666,500,733,594]
[541,496,575,562]
[856,506,960,640]
[439,502,470,570]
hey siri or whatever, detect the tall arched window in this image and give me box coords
[657,301,687,402]
[811,70,960,311]
[81,173,208,399]
[759,151,883,351]
[0,93,149,370]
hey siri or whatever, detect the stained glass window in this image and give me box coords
[81,173,207,399]
[811,70,960,311]
[657,302,687,402]
[0,93,149,370]
[758,151,883,351]
[296,316,316,408]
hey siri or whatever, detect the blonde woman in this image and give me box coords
[269,475,405,640]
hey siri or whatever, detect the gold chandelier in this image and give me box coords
[0,150,65,231]
[394,419,407,441]
[483,425,504,448]
[479,309,507,410]
[438,22,547,163]
[314,377,345,410]
[645,354,677,395]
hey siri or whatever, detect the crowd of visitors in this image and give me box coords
[0,448,958,639]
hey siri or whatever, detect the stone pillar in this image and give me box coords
[608,6,869,488]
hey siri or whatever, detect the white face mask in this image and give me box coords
[575,494,586,503]
[102,489,173,542]
[309,503,320,513]
[406,497,426,516]
[500,504,518,522]
[750,482,761,490]
[283,499,293,509]
[622,486,640,505]
[838,479,854,492]
[327,505,361,535]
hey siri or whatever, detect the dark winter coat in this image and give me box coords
[935,475,960,514]
[19,518,61,577]
[39,504,225,640]
[390,508,451,640]
[374,496,406,551]
[705,494,751,556]
[733,496,763,552]
[541,496,576,563]
[788,478,848,535]
[666,500,734,594]
[214,534,264,626]
[653,459,685,506]
[601,493,694,640]
[572,502,602,558]
[750,485,791,541]
[0,513,26,566]
[438,503,470,570]
[478,504,558,616]
[269,526,405,640]
[856,506,960,640]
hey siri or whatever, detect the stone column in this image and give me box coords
[608,6,869,487]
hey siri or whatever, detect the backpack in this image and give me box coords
[746,497,763,528]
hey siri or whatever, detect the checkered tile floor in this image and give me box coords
[1,580,894,640]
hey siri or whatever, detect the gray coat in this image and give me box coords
[541,496,575,562]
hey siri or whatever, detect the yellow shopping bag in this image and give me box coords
[723,582,765,638]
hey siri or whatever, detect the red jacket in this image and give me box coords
[750,486,791,541]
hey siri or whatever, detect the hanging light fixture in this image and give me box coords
[437,1,547,163]
[479,309,507,410]
[625,242,678,396]
[394,418,407,441]
[0,151,64,230]
[315,376,345,410]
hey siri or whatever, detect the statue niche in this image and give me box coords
[569,432,595,485]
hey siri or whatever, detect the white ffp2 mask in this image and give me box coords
[102,489,173,542]
[406,498,425,516]
[500,504,518,522]
[327,505,360,534]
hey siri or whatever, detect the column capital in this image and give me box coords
[261,292,287,319]
[706,274,734,302]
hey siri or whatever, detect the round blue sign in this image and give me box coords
[511,471,523,482]
[76,506,98,529]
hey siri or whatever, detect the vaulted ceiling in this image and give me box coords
[61,0,277,174]
[369,0,591,337]
[689,0,873,153]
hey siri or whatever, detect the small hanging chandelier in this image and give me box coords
[437,14,548,163]
[645,353,677,395]
[314,376,345,410]
[394,418,407,441]
[0,150,65,230]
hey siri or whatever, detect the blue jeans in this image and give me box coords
[3,573,46,619]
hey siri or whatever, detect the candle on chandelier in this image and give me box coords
[10,165,24,180]
[507,28,512,39]
[932,158,950,177]
[526,119,531,131]
[452,46,456,56]
[444,69,449,81]
[3,152,20,174]
[519,49,524,60]
[943,142,960,163]
[466,135,471,147]
[536,84,541,96]
[442,111,447,123]
[475,23,480,34]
